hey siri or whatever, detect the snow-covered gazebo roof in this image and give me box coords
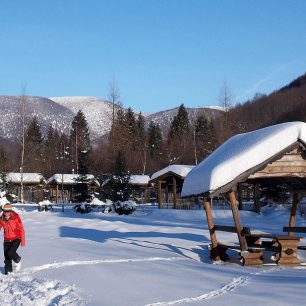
[150,165,195,182]
[5,173,46,185]
[182,121,306,197]
[46,174,100,187]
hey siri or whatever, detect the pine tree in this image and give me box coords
[104,151,131,204]
[194,115,217,162]
[126,107,137,148]
[135,113,147,173]
[73,150,91,204]
[24,116,44,171]
[108,108,128,159]
[70,110,91,174]
[148,121,163,158]
[43,125,61,176]
[167,104,191,164]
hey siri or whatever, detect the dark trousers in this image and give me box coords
[4,239,21,274]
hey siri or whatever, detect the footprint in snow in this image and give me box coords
[0,273,85,306]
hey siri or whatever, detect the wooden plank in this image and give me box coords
[245,233,301,240]
[250,172,306,178]
[268,161,306,166]
[217,242,241,250]
[214,225,250,235]
[283,226,306,233]
[204,197,220,261]
[228,190,248,252]
[256,166,306,173]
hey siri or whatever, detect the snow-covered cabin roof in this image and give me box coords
[6,173,46,185]
[182,121,306,197]
[150,165,195,182]
[129,175,150,186]
[46,174,100,187]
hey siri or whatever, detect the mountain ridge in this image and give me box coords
[0,95,221,141]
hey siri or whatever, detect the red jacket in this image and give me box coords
[0,212,25,246]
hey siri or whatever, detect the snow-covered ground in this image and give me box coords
[1,205,306,306]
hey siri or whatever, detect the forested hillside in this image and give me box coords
[0,73,305,178]
[222,73,306,137]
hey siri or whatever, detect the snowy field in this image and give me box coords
[1,205,306,306]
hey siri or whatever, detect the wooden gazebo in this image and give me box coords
[182,122,306,266]
[46,174,100,203]
[129,175,151,203]
[150,165,194,209]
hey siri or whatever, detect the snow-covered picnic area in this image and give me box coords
[1,204,306,306]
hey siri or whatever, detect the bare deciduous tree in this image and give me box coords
[108,79,121,155]
[218,80,234,142]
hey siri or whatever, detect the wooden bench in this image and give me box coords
[212,225,264,266]
[246,233,302,265]
[283,227,306,250]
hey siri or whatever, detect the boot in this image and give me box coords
[4,260,12,275]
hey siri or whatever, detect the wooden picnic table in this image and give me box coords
[245,233,302,265]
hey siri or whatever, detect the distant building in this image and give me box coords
[4,172,46,203]
[150,165,195,209]
[46,174,100,203]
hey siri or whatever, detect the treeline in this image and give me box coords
[0,105,217,178]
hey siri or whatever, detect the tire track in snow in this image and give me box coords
[145,267,281,306]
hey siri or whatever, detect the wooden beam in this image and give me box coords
[157,180,162,209]
[204,197,220,261]
[173,176,177,209]
[254,183,261,213]
[238,183,243,210]
[227,190,248,252]
[288,192,298,236]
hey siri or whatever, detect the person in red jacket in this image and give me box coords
[0,204,25,275]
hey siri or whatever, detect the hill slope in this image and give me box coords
[49,96,114,140]
[0,96,74,139]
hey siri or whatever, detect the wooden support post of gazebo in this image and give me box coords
[288,192,299,236]
[173,177,177,209]
[228,189,248,252]
[204,197,220,261]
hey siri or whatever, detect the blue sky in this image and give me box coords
[0,0,306,113]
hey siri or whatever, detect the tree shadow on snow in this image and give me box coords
[55,207,207,231]
[59,226,210,260]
